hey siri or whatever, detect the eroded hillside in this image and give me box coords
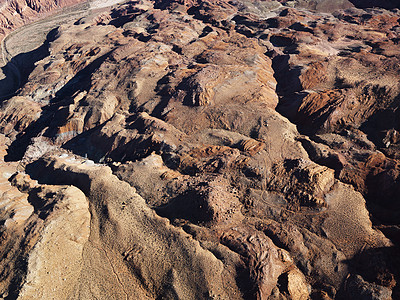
[0,0,399,299]
[0,0,88,38]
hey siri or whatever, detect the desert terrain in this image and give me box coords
[0,0,399,299]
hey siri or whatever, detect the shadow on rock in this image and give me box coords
[349,0,400,9]
[338,246,400,299]
[0,27,59,102]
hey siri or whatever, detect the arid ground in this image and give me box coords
[0,0,400,299]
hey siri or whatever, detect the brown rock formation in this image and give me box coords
[0,0,399,299]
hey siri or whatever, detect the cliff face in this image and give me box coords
[0,0,400,299]
[0,0,86,38]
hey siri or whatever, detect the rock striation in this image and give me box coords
[0,0,400,299]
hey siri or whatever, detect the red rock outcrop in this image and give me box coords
[0,0,86,39]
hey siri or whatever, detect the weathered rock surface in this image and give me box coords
[0,139,90,299]
[0,0,399,299]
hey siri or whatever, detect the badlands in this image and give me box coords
[0,0,400,299]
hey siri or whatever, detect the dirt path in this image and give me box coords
[90,0,128,9]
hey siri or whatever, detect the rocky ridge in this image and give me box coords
[0,0,400,299]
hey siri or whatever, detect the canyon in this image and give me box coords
[0,0,399,299]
